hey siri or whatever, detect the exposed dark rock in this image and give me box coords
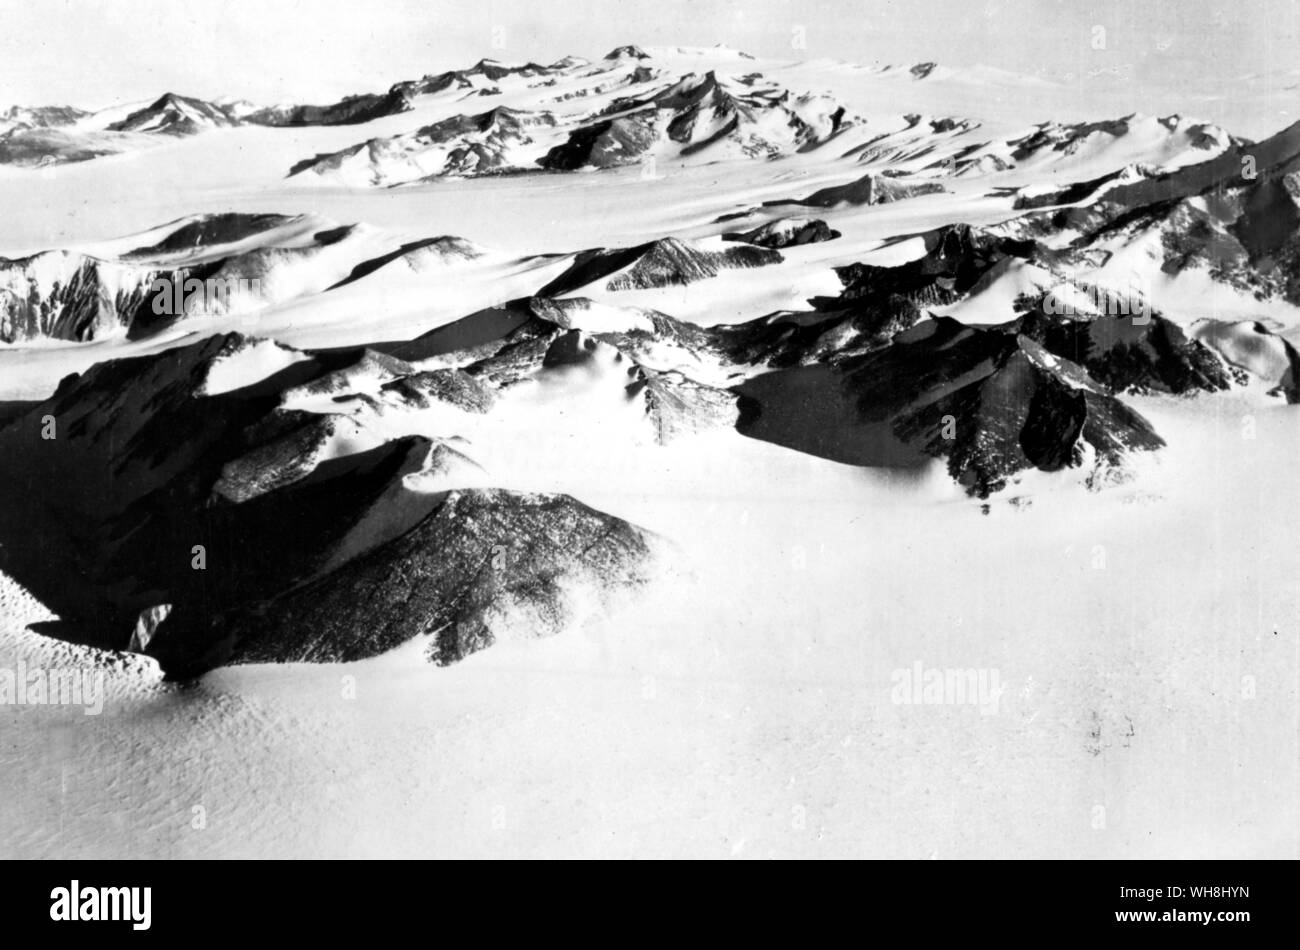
[107,93,238,135]
[722,217,841,247]
[605,45,651,60]
[773,172,948,208]
[1009,117,1133,161]
[831,224,1039,308]
[0,252,176,343]
[538,111,657,169]
[125,213,300,257]
[144,489,658,675]
[289,106,559,182]
[245,89,414,127]
[630,367,740,443]
[542,70,854,170]
[537,237,782,295]
[735,316,1167,497]
[1016,306,1232,396]
[379,369,498,413]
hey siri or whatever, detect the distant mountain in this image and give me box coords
[0,104,89,135]
[722,217,841,248]
[0,128,134,167]
[537,237,782,295]
[604,45,651,61]
[0,250,169,342]
[288,106,560,185]
[772,171,948,208]
[540,70,855,170]
[1001,119,1300,307]
[244,88,415,127]
[0,50,1245,186]
[0,212,484,342]
[246,57,564,128]
[288,66,860,185]
[107,93,239,134]
[0,56,590,169]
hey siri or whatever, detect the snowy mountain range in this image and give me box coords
[2,43,1298,675]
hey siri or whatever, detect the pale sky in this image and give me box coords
[1,0,1295,111]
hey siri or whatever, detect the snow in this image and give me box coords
[199,337,310,397]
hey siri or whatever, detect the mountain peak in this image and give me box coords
[605,44,650,60]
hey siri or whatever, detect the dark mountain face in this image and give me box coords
[722,218,841,248]
[1009,117,1133,161]
[245,88,414,127]
[537,237,782,296]
[143,488,658,676]
[1015,306,1232,396]
[707,208,1232,496]
[776,172,948,208]
[0,252,171,343]
[1011,120,1300,267]
[393,59,552,96]
[735,316,1167,497]
[538,112,658,169]
[843,323,1166,496]
[984,121,1300,369]
[0,211,317,340]
[0,328,661,677]
[605,45,651,60]
[125,213,299,257]
[418,106,552,142]
[833,224,1041,307]
[711,297,930,370]
[107,93,239,134]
